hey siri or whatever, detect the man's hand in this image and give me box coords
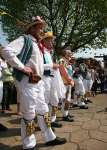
[67,79,74,86]
[29,73,41,83]
[21,66,33,76]
[70,80,74,87]
[53,64,59,70]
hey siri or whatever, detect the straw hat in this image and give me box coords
[25,16,46,31]
[41,31,55,40]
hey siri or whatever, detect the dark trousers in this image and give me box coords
[1,82,14,110]
[91,81,98,94]
[71,86,75,99]
[100,82,105,93]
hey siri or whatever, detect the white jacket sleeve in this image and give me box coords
[0,36,24,70]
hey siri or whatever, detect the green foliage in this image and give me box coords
[0,0,107,53]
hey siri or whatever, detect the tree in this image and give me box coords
[0,0,107,53]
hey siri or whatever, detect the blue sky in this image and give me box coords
[74,48,107,58]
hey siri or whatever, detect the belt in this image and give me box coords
[44,70,54,77]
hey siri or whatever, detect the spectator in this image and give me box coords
[1,64,14,113]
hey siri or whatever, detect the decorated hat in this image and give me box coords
[25,16,46,31]
[41,31,55,40]
[0,11,46,30]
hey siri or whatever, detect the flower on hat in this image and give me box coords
[32,16,42,22]
[25,16,46,31]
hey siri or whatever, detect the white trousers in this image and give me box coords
[53,69,66,99]
[65,85,72,102]
[72,78,85,104]
[0,81,3,103]
[43,76,59,106]
[83,79,93,92]
[15,77,56,149]
[74,78,85,96]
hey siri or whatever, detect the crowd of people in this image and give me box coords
[0,16,107,150]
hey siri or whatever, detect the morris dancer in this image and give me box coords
[59,49,74,122]
[39,31,63,128]
[0,16,66,150]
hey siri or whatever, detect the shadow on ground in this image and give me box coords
[0,112,17,117]
[0,128,20,137]
[8,118,20,124]
[0,144,22,150]
[0,143,50,150]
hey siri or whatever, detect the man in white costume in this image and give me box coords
[82,60,93,102]
[0,57,8,131]
[79,61,92,104]
[73,66,88,109]
[0,16,66,150]
[39,31,63,128]
[59,49,74,122]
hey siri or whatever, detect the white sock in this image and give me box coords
[51,115,56,123]
[21,118,36,149]
[63,110,69,117]
[37,115,56,142]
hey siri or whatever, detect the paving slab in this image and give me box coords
[90,130,107,142]
[100,126,107,133]
[79,139,107,150]
[0,94,107,150]
[82,120,100,130]
[71,129,89,143]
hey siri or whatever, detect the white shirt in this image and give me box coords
[0,35,44,77]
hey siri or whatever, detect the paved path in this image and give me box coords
[0,93,107,150]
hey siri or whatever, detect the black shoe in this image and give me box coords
[84,101,88,104]
[72,104,78,107]
[0,124,8,131]
[105,107,107,112]
[63,115,74,122]
[51,122,62,128]
[23,146,39,150]
[79,105,88,109]
[87,99,93,103]
[45,137,67,146]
